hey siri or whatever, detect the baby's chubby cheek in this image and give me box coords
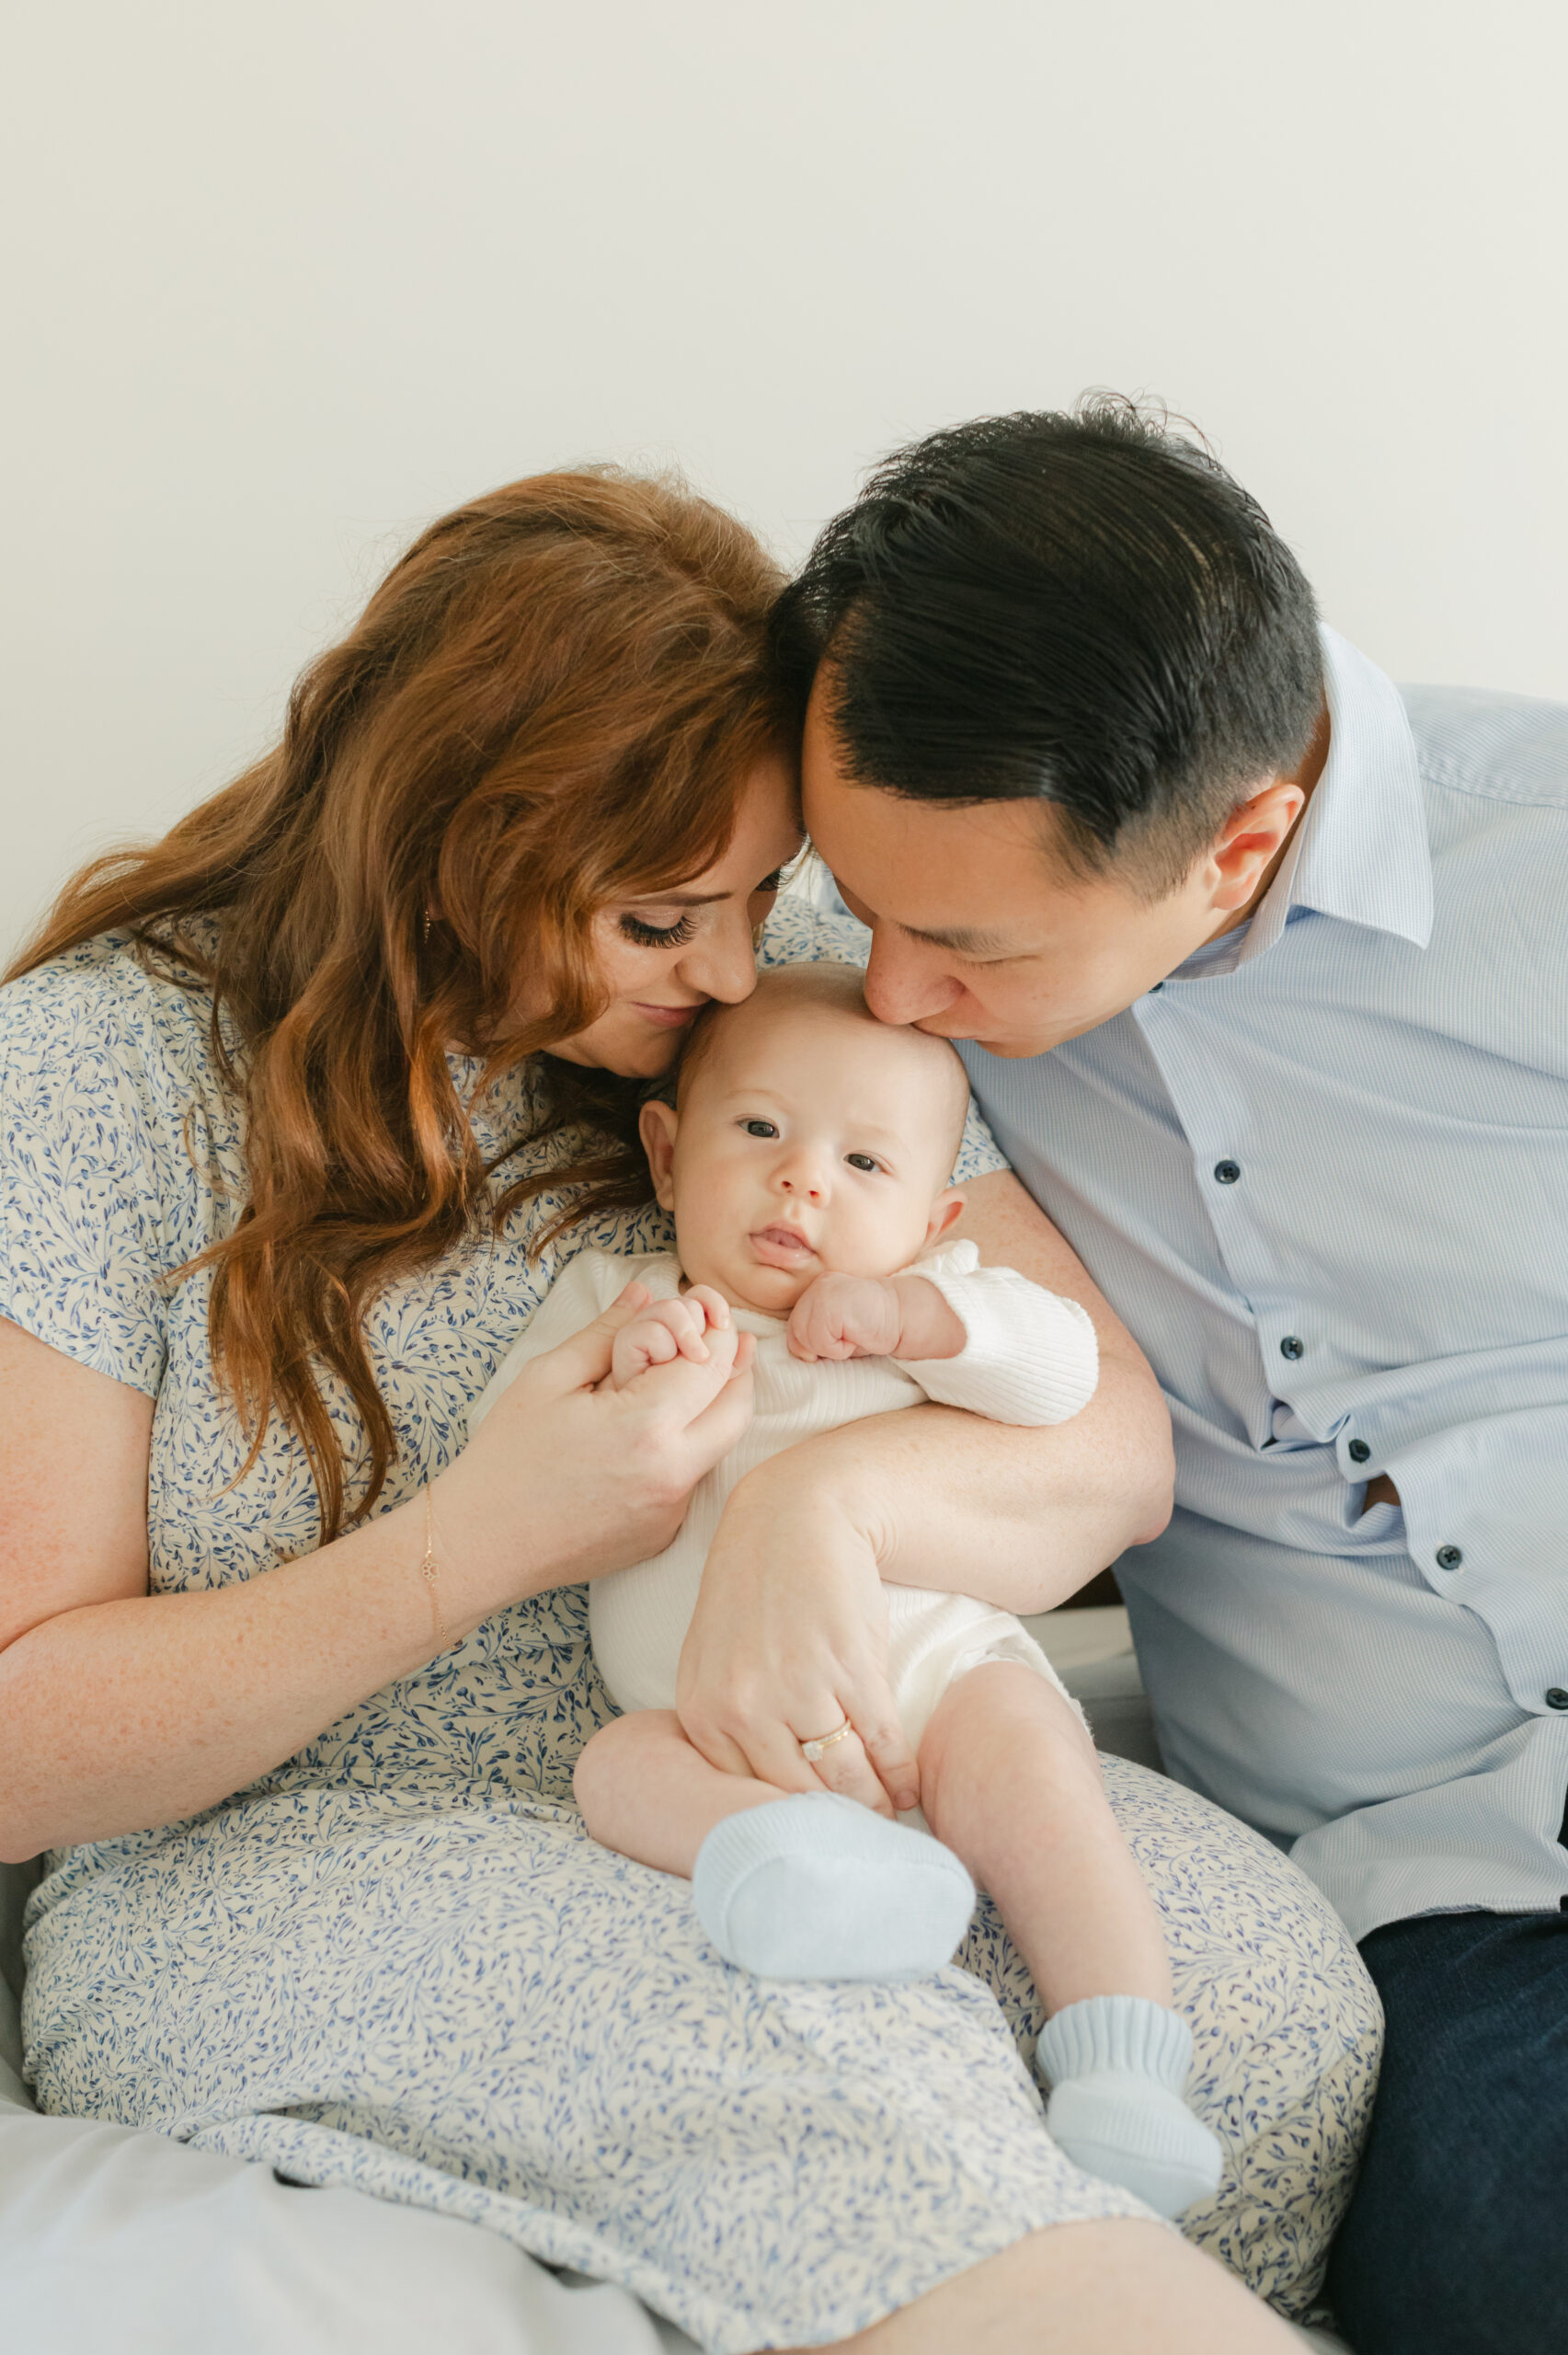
[668,1218,771,1315]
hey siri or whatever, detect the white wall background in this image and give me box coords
[4,0,1566,961]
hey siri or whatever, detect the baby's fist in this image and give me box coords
[611,1285,732,1387]
[787,1272,903,1363]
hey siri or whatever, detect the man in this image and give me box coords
[774,401,1568,2355]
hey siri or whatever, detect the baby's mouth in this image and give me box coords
[750,1224,816,1269]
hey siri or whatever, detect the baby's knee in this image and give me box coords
[573,1711,649,1831]
[921,1664,1098,1821]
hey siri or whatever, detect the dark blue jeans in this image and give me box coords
[1326,1906,1568,2355]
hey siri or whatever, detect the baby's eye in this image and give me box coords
[741,1119,779,1139]
[845,1153,881,1173]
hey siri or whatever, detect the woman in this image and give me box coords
[0,469,1301,2352]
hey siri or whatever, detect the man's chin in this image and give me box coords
[910,1017,1053,1061]
[978,1034,1059,1060]
[939,1028,1057,1061]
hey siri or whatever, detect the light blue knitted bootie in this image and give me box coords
[692,1793,976,1982]
[1036,1993,1224,2218]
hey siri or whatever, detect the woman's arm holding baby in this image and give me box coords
[677,1168,1173,1811]
[0,1289,754,1858]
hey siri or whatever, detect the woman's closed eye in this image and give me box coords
[620,912,697,948]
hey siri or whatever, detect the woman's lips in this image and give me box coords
[750,1224,815,1269]
[633,1001,703,1029]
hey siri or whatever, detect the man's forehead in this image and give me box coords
[806,784,1062,939]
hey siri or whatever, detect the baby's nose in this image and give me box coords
[778,1163,827,1202]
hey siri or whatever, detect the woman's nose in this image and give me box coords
[679,908,757,1007]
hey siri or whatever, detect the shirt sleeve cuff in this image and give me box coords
[900,1263,1100,1427]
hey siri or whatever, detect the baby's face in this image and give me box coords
[641,984,967,1315]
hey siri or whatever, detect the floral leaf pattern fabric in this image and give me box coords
[3,905,1379,2350]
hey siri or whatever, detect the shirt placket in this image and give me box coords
[1131,980,1343,1459]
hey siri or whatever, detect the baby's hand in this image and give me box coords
[610,1285,734,1389]
[787,1272,904,1363]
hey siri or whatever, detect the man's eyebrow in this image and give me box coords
[897,919,1015,956]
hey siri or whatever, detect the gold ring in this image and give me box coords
[800,1719,854,1763]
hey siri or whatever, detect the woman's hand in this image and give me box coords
[674,1444,920,1818]
[442,1283,756,1618]
[0,1288,756,1857]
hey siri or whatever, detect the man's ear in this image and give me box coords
[638,1097,680,1212]
[1207,776,1306,913]
[923,1188,966,1250]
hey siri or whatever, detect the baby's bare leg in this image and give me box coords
[574,1710,780,1877]
[919,1662,1170,2013]
[921,1661,1221,2217]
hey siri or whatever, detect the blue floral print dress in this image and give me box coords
[2,902,1379,2350]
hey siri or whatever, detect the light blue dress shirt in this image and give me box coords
[956,628,1568,1941]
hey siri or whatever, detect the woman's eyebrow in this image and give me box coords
[627,889,731,907]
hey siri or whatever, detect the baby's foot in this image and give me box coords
[1036,1994,1224,2218]
[692,1792,975,1982]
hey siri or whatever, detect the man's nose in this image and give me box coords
[863,927,961,1028]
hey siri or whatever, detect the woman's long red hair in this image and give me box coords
[6,470,791,1537]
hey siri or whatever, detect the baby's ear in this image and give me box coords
[638,1097,680,1212]
[923,1188,966,1249]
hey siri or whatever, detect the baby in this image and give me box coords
[471,963,1221,2216]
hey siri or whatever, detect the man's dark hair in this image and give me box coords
[771,396,1323,899]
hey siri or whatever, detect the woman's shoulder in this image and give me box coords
[757,887,870,975]
[0,927,236,1246]
[1,927,223,1099]
[0,933,232,1396]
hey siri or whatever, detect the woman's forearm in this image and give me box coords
[0,1476,520,1861]
[1,1281,756,1862]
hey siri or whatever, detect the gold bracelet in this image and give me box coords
[419,1487,448,1648]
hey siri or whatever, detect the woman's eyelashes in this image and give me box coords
[621,868,784,947]
[619,911,697,948]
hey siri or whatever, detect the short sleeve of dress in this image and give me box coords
[758,891,1009,1185]
[0,942,186,1397]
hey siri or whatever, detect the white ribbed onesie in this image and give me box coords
[470,1239,1099,1752]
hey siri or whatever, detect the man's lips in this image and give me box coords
[749,1224,816,1269]
[633,1000,703,1029]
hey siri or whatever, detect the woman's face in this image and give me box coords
[546,753,804,1078]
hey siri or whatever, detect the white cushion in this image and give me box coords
[0,2085,696,2354]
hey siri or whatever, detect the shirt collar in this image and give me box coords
[1235,625,1434,966]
